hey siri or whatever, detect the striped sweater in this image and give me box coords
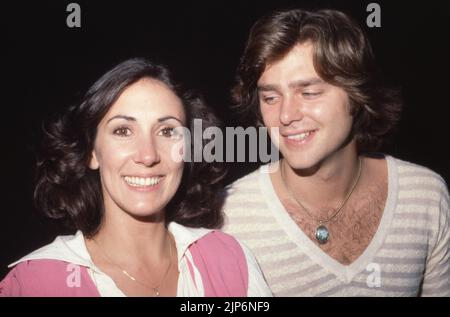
[222,155,450,296]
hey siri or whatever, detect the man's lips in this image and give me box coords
[282,129,318,141]
[282,129,318,145]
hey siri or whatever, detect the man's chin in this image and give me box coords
[282,156,322,176]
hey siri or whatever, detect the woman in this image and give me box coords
[0,58,272,297]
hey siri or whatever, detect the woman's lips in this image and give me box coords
[123,175,163,192]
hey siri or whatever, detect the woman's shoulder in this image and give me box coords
[0,232,99,297]
[0,259,54,296]
[188,229,272,296]
[7,231,91,268]
[188,230,249,296]
[197,230,248,256]
[0,259,99,297]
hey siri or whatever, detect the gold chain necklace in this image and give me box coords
[92,234,173,296]
[281,157,362,244]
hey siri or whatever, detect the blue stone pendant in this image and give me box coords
[315,225,329,244]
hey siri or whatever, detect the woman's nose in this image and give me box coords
[133,136,160,167]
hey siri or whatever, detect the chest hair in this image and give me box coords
[283,180,387,265]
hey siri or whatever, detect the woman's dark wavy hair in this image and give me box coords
[34,58,226,237]
[233,8,403,152]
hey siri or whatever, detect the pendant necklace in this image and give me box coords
[92,234,173,296]
[281,157,362,245]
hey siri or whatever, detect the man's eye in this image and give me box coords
[262,96,278,105]
[302,91,322,98]
[113,127,132,136]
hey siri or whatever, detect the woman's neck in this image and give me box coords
[89,207,171,266]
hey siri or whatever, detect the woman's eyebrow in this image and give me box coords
[106,115,136,124]
[158,116,184,124]
[106,115,184,125]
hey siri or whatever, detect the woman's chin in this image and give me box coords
[125,208,166,223]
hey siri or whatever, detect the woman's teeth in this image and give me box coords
[287,131,313,141]
[124,176,161,187]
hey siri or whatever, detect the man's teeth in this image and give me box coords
[287,131,313,141]
[124,176,161,187]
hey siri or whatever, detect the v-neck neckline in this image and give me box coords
[259,155,398,283]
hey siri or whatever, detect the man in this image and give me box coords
[221,8,449,296]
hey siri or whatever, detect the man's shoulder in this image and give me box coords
[223,166,264,206]
[227,167,262,191]
[391,156,448,190]
[222,165,275,229]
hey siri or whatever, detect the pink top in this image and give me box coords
[0,226,271,297]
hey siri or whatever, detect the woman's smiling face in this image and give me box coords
[89,78,186,219]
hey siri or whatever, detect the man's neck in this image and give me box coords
[278,145,360,211]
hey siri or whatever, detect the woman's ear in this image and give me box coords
[89,151,99,170]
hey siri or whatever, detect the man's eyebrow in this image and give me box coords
[257,78,325,92]
[257,84,279,92]
[158,116,184,125]
[288,78,324,88]
[106,115,136,124]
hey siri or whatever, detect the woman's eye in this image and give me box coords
[113,127,132,137]
[159,127,182,139]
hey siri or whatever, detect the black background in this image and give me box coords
[1,0,449,279]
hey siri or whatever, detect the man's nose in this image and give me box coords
[279,96,304,126]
